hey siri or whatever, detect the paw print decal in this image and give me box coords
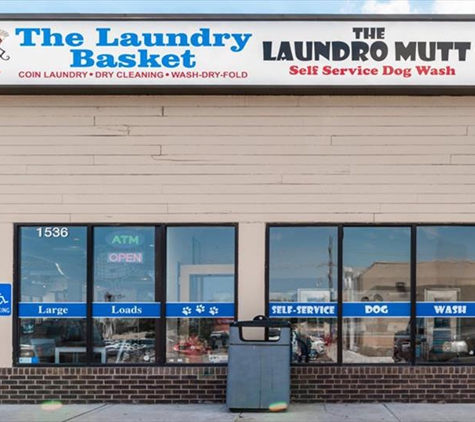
[209,306,219,316]
[182,306,192,316]
[196,304,206,314]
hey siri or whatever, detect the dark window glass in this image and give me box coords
[93,227,156,364]
[19,226,87,364]
[417,227,475,363]
[269,227,338,363]
[166,227,235,364]
[343,227,411,364]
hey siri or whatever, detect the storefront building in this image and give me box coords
[1,14,475,403]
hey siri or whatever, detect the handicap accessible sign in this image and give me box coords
[0,284,11,316]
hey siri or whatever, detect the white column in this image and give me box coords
[237,223,266,321]
[0,224,13,367]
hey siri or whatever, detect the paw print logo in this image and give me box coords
[182,306,192,316]
[196,304,206,314]
[209,306,219,316]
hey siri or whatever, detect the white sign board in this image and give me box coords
[0,20,473,86]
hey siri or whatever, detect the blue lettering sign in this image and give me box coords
[343,302,410,318]
[19,302,86,318]
[269,302,337,318]
[0,284,11,316]
[166,302,234,318]
[93,302,160,318]
[417,302,475,317]
[15,28,84,47]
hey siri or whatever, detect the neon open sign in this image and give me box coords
[107,252,143,263]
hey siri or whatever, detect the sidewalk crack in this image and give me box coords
[62,404,112,422]
[383,403,402,422]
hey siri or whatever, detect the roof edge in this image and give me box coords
[2,13,475,21]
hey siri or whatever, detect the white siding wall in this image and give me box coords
[2,94,475,365]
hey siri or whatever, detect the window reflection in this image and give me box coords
[94,319,155,364]
[166,227,235,364]
[20,319,87,364]
[417,227,475,363]
[343,227,411,364]
[20,227,87,303]
[19,226,87,365]
[288,318,336,363]
[269,227,338,363]
[166,318,232,364]
[93,227,156,364]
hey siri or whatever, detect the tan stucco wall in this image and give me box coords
[2,94,475,366]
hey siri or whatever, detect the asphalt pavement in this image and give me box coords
[0,403,474,422]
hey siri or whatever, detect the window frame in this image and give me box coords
[266,223,475,367]
[13,223,238,367]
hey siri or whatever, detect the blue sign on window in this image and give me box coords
[0,284,11,316]
[19,302,86,318]
[166,302,234,318]
[343,302,410,318]
[269,302,337,318]
[417,302,475,318]
[93,302,161,318]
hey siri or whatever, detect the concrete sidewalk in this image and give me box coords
[0,403,474,422]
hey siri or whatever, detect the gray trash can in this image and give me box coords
[226,318,291,412]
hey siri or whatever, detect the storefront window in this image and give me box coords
[343,227,411,364]
[268,227,338,363]
[417,226,475,363]
[18,226,87,364]
[93,227,156,364]
[166,227,235,364]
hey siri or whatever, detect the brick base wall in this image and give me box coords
[0,366,474,404]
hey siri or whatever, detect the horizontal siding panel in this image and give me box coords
[381,204,475,213]
[451,155,475,164]
[164,106,475,118]
[333,136,475,146]
[0,214,71,223]
[350,165,475,175]
[0,195,62,204]
[0,146,160,155]
[168,203,381,214]
[0,166,26,174]
[0,106,99,116]
[0,136,161,146]
[375,214,475,223]
[163,184,475,195]
[151,154,450,165]
[296,96,475,107]
[0,126,128,136]
[0,106,161,117]
[0,174,281,185]
[5,95,475,108]
[70,213,376,223]
[97,115,475,127]
[62,193,416,205]
[418,194,475,203]
[0,185,163,194]
[1,96,169,108]
[0,95,474,226]
[0,116,93,126]
[130,125,467,137]
[26,165,349,175]
[0,156,93,165]
[162,145,466,156]
[94,136,332,148]
[283,174,475,185]
[0,204,168,214]
[0,184,475,197]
